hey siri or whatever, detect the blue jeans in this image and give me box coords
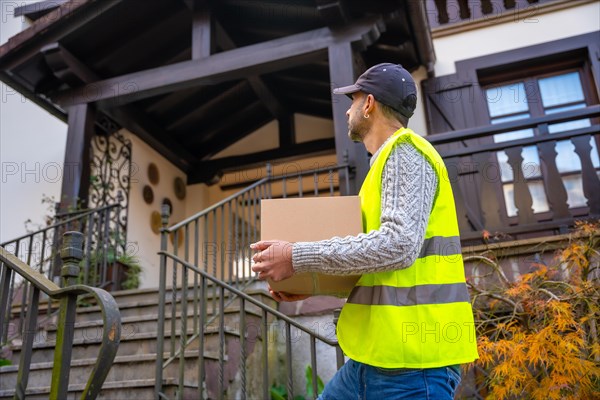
[318,360,461,400]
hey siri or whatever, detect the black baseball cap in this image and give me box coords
[333,63,417,119]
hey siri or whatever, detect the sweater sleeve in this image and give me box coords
[291,143,437,275]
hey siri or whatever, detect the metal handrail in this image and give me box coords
[0,232,121,400]
[165,163,352,232]
[156,251,340,400]
[1,202,124,292]
[155,163,352,399]
[0,203,119,247]
[167,177,271,232]
[161,251,338,344]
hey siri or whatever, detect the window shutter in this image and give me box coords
[421,73,486,134]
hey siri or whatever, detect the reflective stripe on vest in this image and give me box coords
[347,282,470,306]
[336,128,479,369]
[418,236,461,258]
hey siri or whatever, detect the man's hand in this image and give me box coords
[269,288,310,302]
[250,240,294,282]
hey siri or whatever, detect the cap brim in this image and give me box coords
[332,84,360,96]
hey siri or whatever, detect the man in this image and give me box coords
[251,63,478,399]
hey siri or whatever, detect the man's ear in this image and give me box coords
[364,94,376,115]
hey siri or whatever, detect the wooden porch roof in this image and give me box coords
[0,0,434,184]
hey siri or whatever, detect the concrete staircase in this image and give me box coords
[0,282,273,399]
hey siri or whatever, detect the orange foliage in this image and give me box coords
[468,221,600,399]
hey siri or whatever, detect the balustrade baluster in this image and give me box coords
[473,152,503,229]
[505,146,535,224]
[538,141,571,218]
[572,136,600,215]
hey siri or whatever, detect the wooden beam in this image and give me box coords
[196,112,274,161]
[166,81,248,131]
[191,3,212,59]
[186,101,270,155]
[0,0,123,69]
[60,103,95,211]
[328,42,370,195]
[51,17,383,108]
[42,43,95,86]
[14,0,69,17]
[92,8,188,70]
[105,107,191,171]
[214,21,287,120]
[189,138,336,184]
[278,114,296,149]
[43,43,193,171]
[316,0,351,26]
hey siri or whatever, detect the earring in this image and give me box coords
[363,114,370,119]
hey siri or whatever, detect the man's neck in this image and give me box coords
[363,120,404,154]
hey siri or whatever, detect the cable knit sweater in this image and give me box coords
[292,138,438,275]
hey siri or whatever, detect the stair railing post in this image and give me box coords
[333,308,345,370]
[155,204,171,400]
[266,163,273,199]
[49,231,83,400]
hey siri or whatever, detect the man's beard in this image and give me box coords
[348,114,369,142]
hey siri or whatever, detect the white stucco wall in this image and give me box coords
[0,10,67,243]
[432,2,600,76]
[409,66,429,137]
[123,130,209,289]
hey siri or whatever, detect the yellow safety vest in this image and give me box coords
[337,128,479,368]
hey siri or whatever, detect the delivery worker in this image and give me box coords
[251,63,478,399]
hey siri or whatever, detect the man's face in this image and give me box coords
[346,92,369,142]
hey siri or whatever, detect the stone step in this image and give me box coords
[0,351,220,392]
[41,305,263,342]
[1,282,272,399]
[71,287,272,322]
[5,316,263,365]
[9,280,268,317]
[0,377,199,400]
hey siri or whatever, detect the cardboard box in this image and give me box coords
[260,196,363,296]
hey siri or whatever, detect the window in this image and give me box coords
[485,70,600,217]
[422,32,600,237]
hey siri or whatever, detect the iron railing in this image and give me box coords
[155,164,352,399]
[430,105,600,243]
[1,202,125,297]
[0,231,121,399]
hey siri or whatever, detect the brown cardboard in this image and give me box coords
[260,196,362,296]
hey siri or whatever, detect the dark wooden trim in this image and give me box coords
[455,32,599,87]
[328,42,370,195]
[189,139,336,184]
[106,107,192,171]
[0,70,67,123]
[429,105,600,146]
[14,0,69,18]
[0,0,122,70]
[188,101,270,153]
[406,0,436,75]
[279,114,296,149]
[214,21,288,120]
[440,125,598,158]
[166,81,249,132]
[191,4,212,59]
[316,0,351,26]
[60,103,95,211]
[194,108,274,161]
[51,17,383,108]
[460,216,595,242]
[42,42,193,171]
[91,8,189,71]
